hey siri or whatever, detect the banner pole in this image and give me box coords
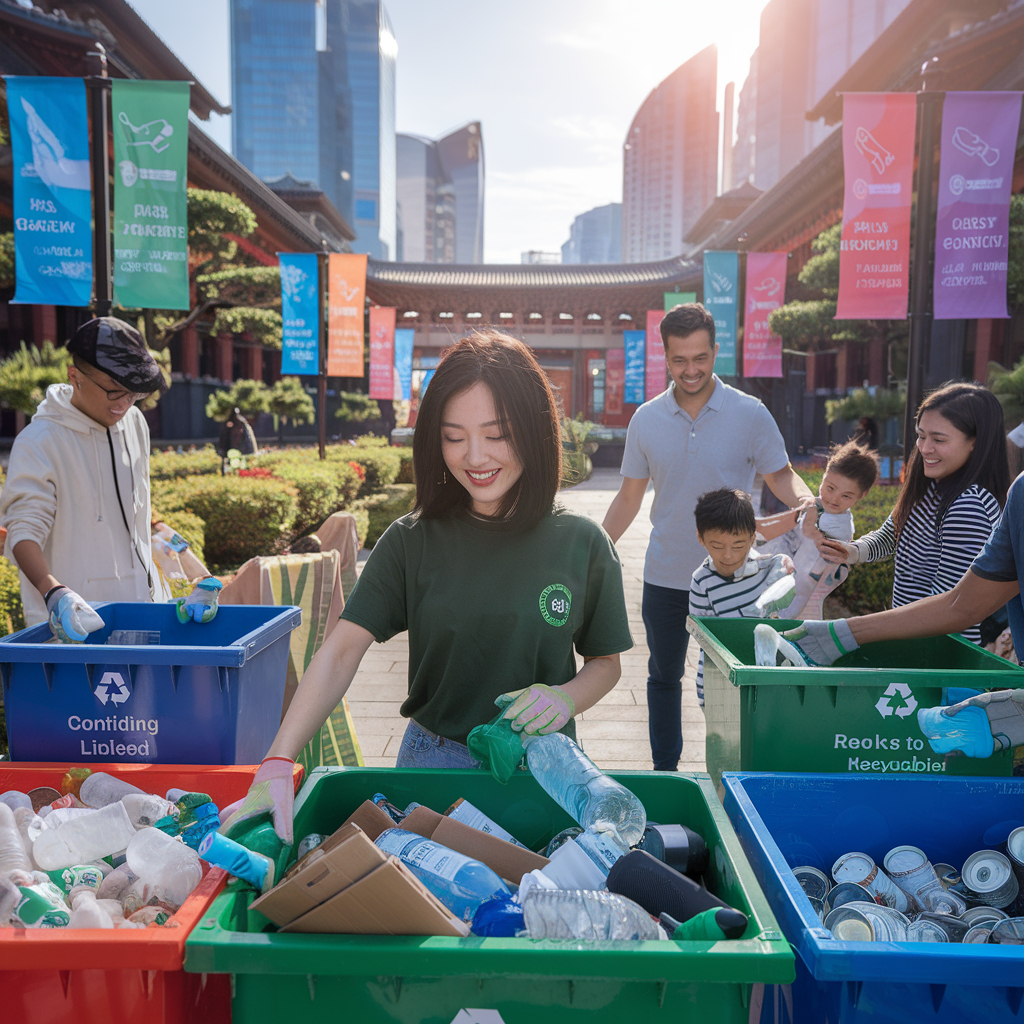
[904,88,944,460]
[318,251,328,461]
[85,44,112,317]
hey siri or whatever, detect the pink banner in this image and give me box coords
[743,252,787,378]
[836,93,916,320]
[368,306,396,400]
[606,348,624,415]
[645,310,666,401]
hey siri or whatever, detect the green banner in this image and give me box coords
[664,291,696,312]
[112,80,190,310]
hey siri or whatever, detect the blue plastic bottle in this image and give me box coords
[374,828,510,921]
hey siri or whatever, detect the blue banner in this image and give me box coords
[703,251,739,376]
[623,330,645,405]
[279,253,320,374]
[6,76,93,306]
[395,328,414,401]
[420,369,435,397]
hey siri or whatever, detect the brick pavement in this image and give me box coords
[346,467,706,771]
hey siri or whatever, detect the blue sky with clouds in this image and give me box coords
[130,0,767,262]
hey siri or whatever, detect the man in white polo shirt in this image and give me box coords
[602,303,813,771]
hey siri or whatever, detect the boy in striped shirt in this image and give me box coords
[690,488,794,705]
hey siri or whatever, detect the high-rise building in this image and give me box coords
[622,45,718,263]
[231,0,354,224]
[230,0,396,259]
[343,0,397,260]
[396,133,456,263]
[521,251,560,265]
[732,50,758,187]
[561,203,622,264]
[396,123,484,264]
[746,0,914,191]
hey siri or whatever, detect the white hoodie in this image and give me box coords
[1,384,170,626]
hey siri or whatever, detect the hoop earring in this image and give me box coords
[437,470,447,485]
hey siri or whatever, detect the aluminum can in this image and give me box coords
[962,850,1020,908]
[1003,827,1024,915]
[27,787,61,813]
[843,900,908,942]
[806,895,825,922]
[823,905,874,941]
[832,852,909,912]
[916,911,970,942]
[932,863,960,889]
[884,845,957,913]
[963,924,994,944]
[296,833,326,859]
[793,865,831,902]
[989,918,1024,945]
[907,919,948,942]
[960,905,1009,928]
[824,881,875,917]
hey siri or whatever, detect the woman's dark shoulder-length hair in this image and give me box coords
[893,381,1010,536]
[413,330,562,530]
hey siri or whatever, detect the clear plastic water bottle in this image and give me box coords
[0,803,31,875]
[68,890,114,929]
[122,793,177,829]
[375,828,510,921]
[126,828,203,909]
[521,888,664,941]
[97,862,138,901]
[0,790,32,812]
[79,773,146,809]
[576,825,631,875]
[524,732,647,845]
[32,802,138,870]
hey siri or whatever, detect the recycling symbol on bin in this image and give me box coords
[93,671,130,706]
[449,1013,507,1024]
[875,682,917,719]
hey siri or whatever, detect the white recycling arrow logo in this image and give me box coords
[449,1012,507,1024]
[875,681,917,719]
[94,671,130,706]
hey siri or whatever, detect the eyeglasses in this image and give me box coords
[76,367,151,404]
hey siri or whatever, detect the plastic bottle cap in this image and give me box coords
[544,838,607,890]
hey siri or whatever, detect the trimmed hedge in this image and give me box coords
[347,501,371,550]
[331,445,401,495]
[155,475,297,568]
[150,446,221,480]
[362,484,417,548]
[395,447,415,484]
[0,556,25,638]
[270,460,361,537]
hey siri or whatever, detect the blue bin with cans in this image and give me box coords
[0,602,300,764]
[721,772,1024,1024]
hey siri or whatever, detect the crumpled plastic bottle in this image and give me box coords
[520,888,664,941]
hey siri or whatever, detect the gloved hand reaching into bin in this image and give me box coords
[219,756,296,845]
[45,585,105,643]
[176,576,223,624]
[918,688,1024,759]
[496,683,575,735]
[754,619,859,668]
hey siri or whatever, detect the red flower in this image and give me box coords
[238,467,274,478]
[348,461,366,481]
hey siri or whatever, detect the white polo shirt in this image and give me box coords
[620,376,790,589]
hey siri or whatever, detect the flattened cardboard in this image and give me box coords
[280,857,470,937]
[251,822,385,927]
[401,805,549,882]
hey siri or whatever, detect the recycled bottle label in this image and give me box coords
[48,864,105,894]
[402,838,473,882]
[14,886,71,928]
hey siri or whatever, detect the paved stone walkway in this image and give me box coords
[347,468,705,771]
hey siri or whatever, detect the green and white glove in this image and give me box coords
[754,619,858,667]
[176,577,222,624]
[496,684,575,735]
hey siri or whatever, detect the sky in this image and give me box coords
[130,0,769,263]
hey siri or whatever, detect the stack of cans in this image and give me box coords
[789,827,1024,944]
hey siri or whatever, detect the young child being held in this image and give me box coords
[757,441,879,620]
[689,488,794,706]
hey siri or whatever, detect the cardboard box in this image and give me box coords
[402,805,549,883]
[251,821,469,937]
[340,799,396,841]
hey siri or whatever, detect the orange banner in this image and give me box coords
[327,253,367,377]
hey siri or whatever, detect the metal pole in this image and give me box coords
[318,252,328,460]
[904,87,944,460]
[85,45,112,317]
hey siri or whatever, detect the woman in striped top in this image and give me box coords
[819,382,1009,644]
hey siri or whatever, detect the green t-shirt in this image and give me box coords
[341,506,634,744]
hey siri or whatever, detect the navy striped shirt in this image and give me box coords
[853,482,1001,643]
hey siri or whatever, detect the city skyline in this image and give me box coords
[128,0,769,263]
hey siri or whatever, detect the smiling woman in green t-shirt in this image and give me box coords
[223,331,634,842]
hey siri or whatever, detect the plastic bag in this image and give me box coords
[467,711,525,784]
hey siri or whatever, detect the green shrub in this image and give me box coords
[351,433,390,447]
[347,500,371,549]
[150,446,221,480]
[794,466,897,616]
[395,447,415,484]
[156,510,207,569]
[0,555,25,638]
[156,476,297,569]
[271,461,343,538]
[333,445,401,495]
[362,484,417,548]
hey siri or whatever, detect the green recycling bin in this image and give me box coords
[184,766,793,1024]
[687,615,1024,789]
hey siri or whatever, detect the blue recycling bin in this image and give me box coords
[0,602,300,764]
[721,772,1024,1024]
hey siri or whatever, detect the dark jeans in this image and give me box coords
[642,581,690,771]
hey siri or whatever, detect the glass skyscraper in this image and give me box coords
[231,0,395,258]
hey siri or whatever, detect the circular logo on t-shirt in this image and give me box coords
[539,584,572,626]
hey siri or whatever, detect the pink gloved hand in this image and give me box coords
[497,684,576,735]
[219,757,295,845]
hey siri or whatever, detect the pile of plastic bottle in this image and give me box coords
[360,732,748,943]
[0,769,271,929]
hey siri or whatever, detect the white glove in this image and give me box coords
[45,587,104,643]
